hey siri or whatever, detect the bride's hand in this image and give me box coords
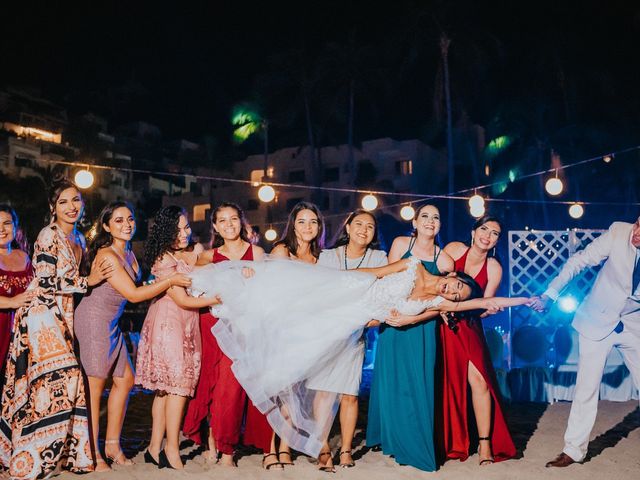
[241,267,256,278]
[207,294,222,306]
[385,309,413,327]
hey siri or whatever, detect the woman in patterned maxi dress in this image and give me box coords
[0,179,113,479]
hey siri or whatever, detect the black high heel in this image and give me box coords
[144,450,159,466]
[158,449,183,469]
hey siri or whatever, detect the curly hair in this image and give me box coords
[144,205,188,267]
[87,201,135,264]
[47,176,82,224]
[274,201,325,259]
[0,204,29,254]
[331,209,380,249]
[210,202,255,248]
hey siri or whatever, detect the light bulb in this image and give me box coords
[568,203,584,219]
[74,170,94,189]
[361,194,378,211]
[545,177,563,196]
[400,205,415,221]
[264,228,277,241]
[258,185,276,203]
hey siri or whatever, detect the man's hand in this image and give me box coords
[528,295,551,312]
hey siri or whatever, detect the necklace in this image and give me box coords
[343,245,368,270]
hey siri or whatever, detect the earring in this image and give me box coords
[471,234,475,246]
[492,247,496,257]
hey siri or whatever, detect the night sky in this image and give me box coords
[3,0,640,152]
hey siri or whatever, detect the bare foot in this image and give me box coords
[203,448,217,462]
[218,453,237,467]
[94,457,111,472]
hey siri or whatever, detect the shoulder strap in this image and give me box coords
[407,236,416,253]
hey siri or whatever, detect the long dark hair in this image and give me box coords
[411,203,442,246]
[332,209,380,249]
[144,205,189,267]
[47,176,82,224]
[471,214,503,259]
[274,201,325,259]
[0,204,29,254]
[87,201,135,264]
[210,202,254,248]
[456,271,484,300]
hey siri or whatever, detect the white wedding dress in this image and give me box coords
[189,255,443,456]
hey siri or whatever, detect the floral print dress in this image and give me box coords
[0,224,93,479]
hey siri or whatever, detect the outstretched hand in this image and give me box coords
[527,295,550,312]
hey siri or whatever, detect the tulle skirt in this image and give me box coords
[189,259,376,456]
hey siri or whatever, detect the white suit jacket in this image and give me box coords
[544,222,640,341]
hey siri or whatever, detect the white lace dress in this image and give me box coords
[189,255,442,456]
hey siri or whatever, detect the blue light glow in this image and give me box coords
[558,295,578,313]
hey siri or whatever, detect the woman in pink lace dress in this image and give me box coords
[135,206,219,470]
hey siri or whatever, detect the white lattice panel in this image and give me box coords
[507,229,605,367]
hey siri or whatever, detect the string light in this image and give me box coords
[257,184,276,203]
[74,169,94,189]
[361,194,378,211]
[400,205,415,221]
[568,203,584,219]
[545,170,563,196]
[603,154,613,163]
[264,228,277,241]
[468,192,485,217]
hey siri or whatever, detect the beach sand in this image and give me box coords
[54,390,639,480]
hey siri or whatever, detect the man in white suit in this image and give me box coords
[538,217,640,467]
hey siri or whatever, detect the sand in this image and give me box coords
[52,395,639,480]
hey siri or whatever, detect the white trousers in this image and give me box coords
[563,328,640,461]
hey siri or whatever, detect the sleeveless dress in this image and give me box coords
[135,253,201,397]
[438,248,516,462]
[188,255,443,457]
[0,225,94,479]
[366,239,441,471]
[311,247,388,395]
[0,264,33,376]
[183,246,272,454]
[75,250,141,378]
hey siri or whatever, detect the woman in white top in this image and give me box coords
[314,209,387,468]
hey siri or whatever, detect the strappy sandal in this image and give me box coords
[339,450,355,468]
[104,440,134,466]
[318,451,336,473]
[278,451,295,466]
[262,453,284,470]
[478,437,495,466]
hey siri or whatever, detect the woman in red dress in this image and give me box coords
[440,215,516,465]
[182,203,273,468]
[0,205,34,377]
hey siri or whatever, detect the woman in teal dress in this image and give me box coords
[366,204,454,471]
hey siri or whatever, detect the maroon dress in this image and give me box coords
[183,246,272,454]
[438,248,516,462]
[0,264,32,375]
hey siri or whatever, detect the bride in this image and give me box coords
[189,255,532,457]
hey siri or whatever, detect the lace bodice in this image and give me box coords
[363,256,444,320]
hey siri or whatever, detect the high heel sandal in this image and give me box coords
[478,437,494,466]
[317,451,336,473]
[262,453,284,470]
[278,451,295,466]
[339,450,355,468]
[104,439,134,466]
[158,449,184,470]
[144,449,159,466]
